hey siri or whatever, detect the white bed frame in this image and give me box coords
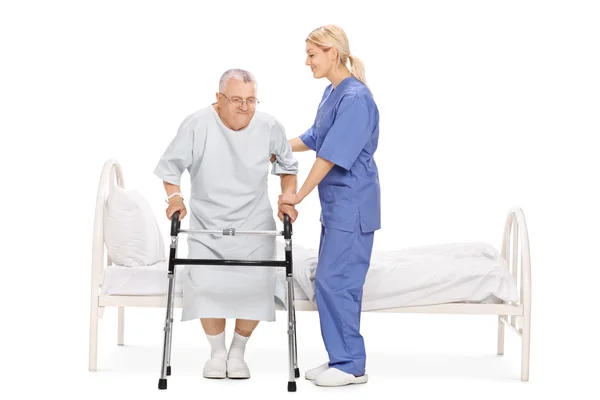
[89,158,531,381]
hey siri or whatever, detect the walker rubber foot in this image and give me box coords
[294,368,300,378]
[167,366,171,376]
[287,381,296,392]
[158,378,167,390]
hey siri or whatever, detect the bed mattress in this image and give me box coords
[100,261,310,302]
[101,241,519,311]
[285,241,519,311]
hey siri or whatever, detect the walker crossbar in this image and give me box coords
[172,258,288,267]
[158,211,299,392]
[180,229,283,236]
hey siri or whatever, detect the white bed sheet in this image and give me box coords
[101,241,519,312]
[285,241,519,311]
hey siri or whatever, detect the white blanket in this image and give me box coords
[278,241,518,311]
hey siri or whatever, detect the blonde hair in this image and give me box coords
[306,24,368,90]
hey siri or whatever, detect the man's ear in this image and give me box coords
[215,92,220,105]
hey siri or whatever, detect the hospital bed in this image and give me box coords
[89,158,531,390]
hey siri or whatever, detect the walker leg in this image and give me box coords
[284,226,297,392]
[291,282,299,378]
[158,271,176,389]
[158,235,178,390]
[166,272,176,376]
[286,276,297,392]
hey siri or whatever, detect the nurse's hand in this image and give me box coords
[278,193,301,207]
[278,204,298,223]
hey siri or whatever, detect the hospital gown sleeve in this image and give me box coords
[317,94,372,171]
[153,115,195,185]
[298,124,317,151]
[270,120,299,175]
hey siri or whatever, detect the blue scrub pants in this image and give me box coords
[314,219,374,377]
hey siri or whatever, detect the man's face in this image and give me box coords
[216,78,258,130]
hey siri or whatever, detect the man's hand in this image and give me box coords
[278,193,301,207]
[278,204,298,223]
[270,154,276,163]
[166,198,187,220]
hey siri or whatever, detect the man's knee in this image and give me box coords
[200,318,226,335]
[235,319,259,337]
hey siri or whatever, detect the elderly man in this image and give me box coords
[154,69,299,380]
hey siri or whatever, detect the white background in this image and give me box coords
[1,0,599,398]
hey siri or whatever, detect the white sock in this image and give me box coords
[228,332,250,360]
[206,331,227,360]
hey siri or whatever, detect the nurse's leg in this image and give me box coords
[314,225,374,377]
[304,225,331,381]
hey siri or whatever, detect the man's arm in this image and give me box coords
[154,114,196,221]
[278,174,298,222]
[163,181,182,198]
[163,181,187,220]
[154,114,194,187]
[280,174,297,194]
[269,119,300,221]
[270,132,314,163]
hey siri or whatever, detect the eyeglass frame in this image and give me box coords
[219,92,260,108]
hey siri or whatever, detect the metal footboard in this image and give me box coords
[157,211,299,392]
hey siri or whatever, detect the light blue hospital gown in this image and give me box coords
[154,105,298,322]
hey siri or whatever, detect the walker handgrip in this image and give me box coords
[170,211,181,236]
[283,214,292,239]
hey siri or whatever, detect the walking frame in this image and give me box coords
[157,211,300,392]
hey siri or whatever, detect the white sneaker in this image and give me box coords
[203,357,226,379]
[315,368,369,386]
[305,362,329,380]
[226,358,250,379]
[315,367,368,387]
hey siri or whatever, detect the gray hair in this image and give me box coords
[219,69,257,92]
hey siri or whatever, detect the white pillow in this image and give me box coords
[103,186,166,267]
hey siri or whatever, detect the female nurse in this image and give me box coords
[277,24,381,387]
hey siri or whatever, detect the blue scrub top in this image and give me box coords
[300,76,381,233]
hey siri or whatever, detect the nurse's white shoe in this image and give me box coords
[226,358,250,379]
[314,367,368,387]
[203,357,227,379]
[305,362,330,380]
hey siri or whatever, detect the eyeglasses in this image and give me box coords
[219,92,259,108]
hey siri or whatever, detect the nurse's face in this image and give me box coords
[305,41,335,79]
[215,78,257,130]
